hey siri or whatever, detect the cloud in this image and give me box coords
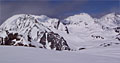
[0,0,119,24]
[0,0,87,24]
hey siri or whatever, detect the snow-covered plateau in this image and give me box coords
[0,46,120,63]
[0,12,120,63]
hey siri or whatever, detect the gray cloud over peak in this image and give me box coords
[0,1,87,24]
[0,0,119,24]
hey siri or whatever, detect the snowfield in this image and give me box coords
[0,13,120,63]
[0,46,120,63]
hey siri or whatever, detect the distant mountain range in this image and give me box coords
[0,13,120,51]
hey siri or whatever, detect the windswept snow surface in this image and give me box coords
[0,46,120,63]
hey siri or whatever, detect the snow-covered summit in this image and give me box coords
[65,13,94,26]
[61,13,120,50]
[0,14,50,32]
[97,13,120,28]
[0,14,70,51]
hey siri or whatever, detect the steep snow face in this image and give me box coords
[97,13,120,28]
[36,15,59,29]
[0,14,70,51]
[64,13,103,34]
[64,13,103,35]
[62,13,120,50]
[0,14,50,32]
[65,13,94,26]
[34,15,67,33]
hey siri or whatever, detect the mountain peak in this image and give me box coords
[102,13,116,18]
[98,13,120,28]
[0,14,70,51]
[64,13,94,26]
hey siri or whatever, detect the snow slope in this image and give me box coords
[0,14,70,51]
[97,13,120,28]
[0,46,120,63]
[0,13,120,51]
[62,13,120,50]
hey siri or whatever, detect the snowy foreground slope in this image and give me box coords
[0,46,120,63]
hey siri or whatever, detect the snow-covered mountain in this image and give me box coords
[63,13,120,50]
[96,13,120,29]
[0,13,120,51]
[0,14,70,51]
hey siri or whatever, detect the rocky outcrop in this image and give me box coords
[40,32,70,50]
[0,14,71,51]
[0,31,70,51]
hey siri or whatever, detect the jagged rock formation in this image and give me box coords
[0,14,70,51]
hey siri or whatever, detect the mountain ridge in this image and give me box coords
[0,12,120,51]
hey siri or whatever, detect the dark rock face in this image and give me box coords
[79,48,86,50]
[65,26,69,34]
[0,37,3,45]
[0,31,24,46]
[100,42,120,47]
[0,32,23,46]
[91,35,104,39]
[114,27,120,33]
[114,27,120,41]
[116,37,120,41]
[40,32,70,51]
[55,20,60,29]
[0,31,71,51]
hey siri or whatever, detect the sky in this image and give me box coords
[0,0,120,24]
